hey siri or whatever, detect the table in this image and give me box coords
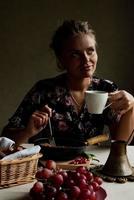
[0,145,134,200]
[91,145,134,200]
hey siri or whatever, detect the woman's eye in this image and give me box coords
[71,52,80,58]
[87,48,95,55]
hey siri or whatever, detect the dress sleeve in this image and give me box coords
[6,81,47,128]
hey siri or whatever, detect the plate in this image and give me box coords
[34,137,86,161]
[96,187,107,200]
[39,145,86,161]
[56,159,91,170]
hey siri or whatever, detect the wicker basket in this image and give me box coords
[0,153,42,188]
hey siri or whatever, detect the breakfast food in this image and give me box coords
[69,156,90,164]
[86,134,109,145]
[0,145,24,159]
[41,143,53,147]
[29,160,106,200]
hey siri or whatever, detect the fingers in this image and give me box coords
[30,105,52,129]
[25,105,53,138]
[41,105,52,117]
[109,90,126,101]
[32,111,49,128]
[108,90,134,115]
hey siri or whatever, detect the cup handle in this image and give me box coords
[104,102,113,110]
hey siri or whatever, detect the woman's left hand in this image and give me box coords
[108,90,134,116]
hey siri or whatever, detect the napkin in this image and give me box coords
[0,137,15,151]
[2,145,41,160]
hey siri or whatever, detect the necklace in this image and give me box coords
[70,91,83,110]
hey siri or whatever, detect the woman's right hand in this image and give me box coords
[26,105,52,137]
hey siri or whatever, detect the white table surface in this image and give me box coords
[0,145,134,200]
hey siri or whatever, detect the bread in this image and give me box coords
[86,134,109,145]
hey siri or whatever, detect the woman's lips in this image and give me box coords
[81,65,93,71]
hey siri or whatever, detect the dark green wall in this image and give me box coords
[0,0,134,132]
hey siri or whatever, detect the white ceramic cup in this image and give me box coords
[85,90,110,114]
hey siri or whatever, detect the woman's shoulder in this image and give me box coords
[34,73,66,88]
[92,76,118,92]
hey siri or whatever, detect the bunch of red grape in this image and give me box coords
[30,160,103,200]
[69,156,90,164]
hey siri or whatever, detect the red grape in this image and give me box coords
[69,185,81,198]
[30,159,106,200]
[36,170,44,180]
[69,156,89,164]
[79,173,87,180]
[91,181,100,191]
[64,178,75,187]
[46,160,57,170]
[78,178,88,189]
[56,191,68,200]
[87,184,94,193]
[58,170,68,181]
[79,188,91,199]
[90,191,97,200]
[41,168,53,179]
[45,185,57,198]
[76,166,87,174]
[50,174,64,187]
[94,176,103,185]
[32,181,44,193]
[85,171,93,181]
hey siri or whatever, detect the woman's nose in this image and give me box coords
[83,52,90,63]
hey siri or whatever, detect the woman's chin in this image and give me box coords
[81,72,94,78]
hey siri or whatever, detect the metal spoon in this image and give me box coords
[48,118,56,146]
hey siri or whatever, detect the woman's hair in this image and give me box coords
[50,20,96,60]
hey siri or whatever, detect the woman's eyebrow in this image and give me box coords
[87,46,95,50]
[70,49,81,53]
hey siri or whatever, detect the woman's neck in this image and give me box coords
[66,76,92,92]
[66,75,92,113]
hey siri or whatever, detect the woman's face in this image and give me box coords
[59,33,98,79]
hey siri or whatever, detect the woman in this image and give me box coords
[2,20,134,146]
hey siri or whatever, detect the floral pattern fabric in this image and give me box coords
[6,73,119,146]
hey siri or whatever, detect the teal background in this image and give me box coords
[0,0,134,133]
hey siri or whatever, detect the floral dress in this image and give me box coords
[6,73,119,146]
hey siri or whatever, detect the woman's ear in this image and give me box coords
[56,58,65,71]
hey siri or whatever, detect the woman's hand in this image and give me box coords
[26,105,52,137]
[108,90,134,116]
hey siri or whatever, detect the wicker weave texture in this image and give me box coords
[0,153,42,187]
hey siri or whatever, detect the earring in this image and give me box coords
[57,59,65,71]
